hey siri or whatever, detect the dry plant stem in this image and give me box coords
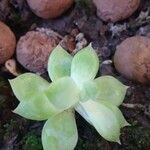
[122,103,150,118]
[122,103,145,110]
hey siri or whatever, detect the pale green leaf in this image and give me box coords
[78,100,121,142]
[94,76,128,106]
[99,101,130,128]
[44,77,79,111]
[48,45,73,81]
[13,95,59,121]
[71,44,99,86]
[42,110,78,150]
[79,80,98,102]
[75,103,92,125]
[9,73,50,102]
[9,73,60,120]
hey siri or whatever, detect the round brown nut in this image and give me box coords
[114,36,150,84]
[0,21,16,64]
[93,0,140,22]
[26,0,74,19]
[16,29,61,73]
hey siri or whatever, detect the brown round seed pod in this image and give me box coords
[0,21,16,64]
[93,0,140,22]
[16,29,61,73]
[26,0,74,19]
[114,36,150,84]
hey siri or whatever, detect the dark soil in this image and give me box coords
[0,0,150,149]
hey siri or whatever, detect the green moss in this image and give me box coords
[76,0,91,7]
[4,120,18,136]
[4,120,16,130]
[75,0,94,15]
[121,125,150,150]
[23,132,42,150]
[10,12,21,24]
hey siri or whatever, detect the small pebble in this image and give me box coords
[16,28,61,73]
[114,36,150,84]
[93,0,140,22]
[26,0,74,19]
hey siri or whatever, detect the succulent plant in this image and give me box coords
[9,44,129,150]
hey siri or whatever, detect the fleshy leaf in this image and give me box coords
[79,80,98,102]
[9,73,50,102]
[99,101,130,128]
[48,45,73,81]
[9,73,60,120]
[75,104,92,125]
[42,110,78,150]
[78,100,121,142]
[94,76,128,106]
[71,44,99,86]
[13,96,59,120]
[44,77,79,111]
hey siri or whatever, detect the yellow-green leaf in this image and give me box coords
[94,76,128,106]
[48,45,72,82]
[13,96,59,120]
[78,100,121,142]
[9,73,60,120]
[42,110,78,150]
[71,44,99,86]
[99,101,130,128]
[44,77,79,111]
[9,73,50,102]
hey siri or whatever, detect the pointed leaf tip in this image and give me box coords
[9,73,49,102]
[13,96,59,121]
[99,101,129,128]
[78,100,121,142]
[48,45,73,81]
[9,73,61,120]
[71,44,99,86]
[117,139,121,145]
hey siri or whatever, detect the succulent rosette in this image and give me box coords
[9,44,129,150]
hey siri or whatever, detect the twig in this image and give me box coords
[122,103,145,110]
[122,103,150,118]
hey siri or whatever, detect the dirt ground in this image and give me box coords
[0,0,150,149]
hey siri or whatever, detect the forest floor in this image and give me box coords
[0,0,150,150]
